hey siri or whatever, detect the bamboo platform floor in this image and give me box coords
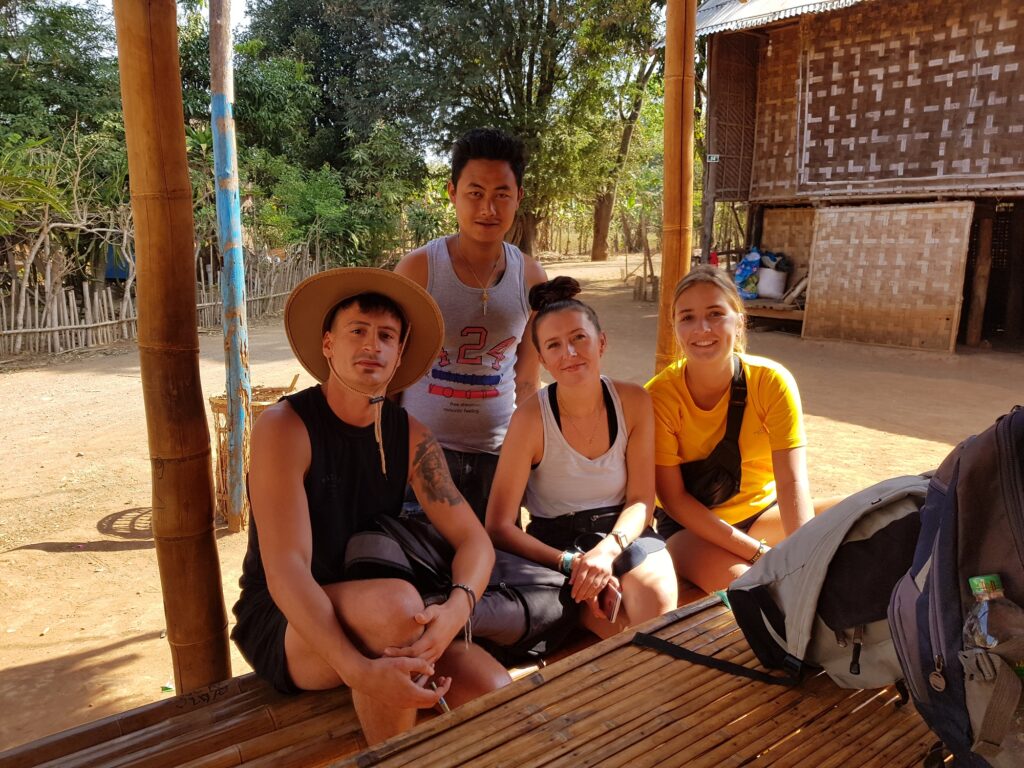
[0,599,938,768]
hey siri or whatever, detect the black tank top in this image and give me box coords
[237,385,410,593]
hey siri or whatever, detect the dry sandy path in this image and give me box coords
[1,254,1022,751]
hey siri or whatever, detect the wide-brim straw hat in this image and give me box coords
[285,267,443,394]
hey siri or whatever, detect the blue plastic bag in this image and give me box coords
[735,248,761,299]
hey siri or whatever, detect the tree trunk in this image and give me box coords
[590,192,615,262]
[518,211,538,257]
[619,212,634,252]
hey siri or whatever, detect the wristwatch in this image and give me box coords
[749,538,769,564]
[610,530,629,552]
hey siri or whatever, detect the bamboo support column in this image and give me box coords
[657,0,697,373]
[112,0,230,692]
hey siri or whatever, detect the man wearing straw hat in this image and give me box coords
[231,268,510,745]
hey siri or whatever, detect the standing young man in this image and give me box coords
[396,128,548,521]
[232,268,509,745]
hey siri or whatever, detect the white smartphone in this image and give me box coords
[599,583,623,623]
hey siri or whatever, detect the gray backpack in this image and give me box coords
[633,475,929,690]
[726,475,929,688]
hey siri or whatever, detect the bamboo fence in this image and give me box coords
[0,250,315,360]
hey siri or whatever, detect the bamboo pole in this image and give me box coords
[112,0,230,693]
[657,0,697,373]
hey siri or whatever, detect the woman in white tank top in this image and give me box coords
[485,278,678,638]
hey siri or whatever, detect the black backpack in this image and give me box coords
[888,406,1024,767]
[344,515,578,664]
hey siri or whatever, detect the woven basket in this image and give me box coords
[209,374,300,527]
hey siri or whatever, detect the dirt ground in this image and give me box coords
[1,253,1022,752]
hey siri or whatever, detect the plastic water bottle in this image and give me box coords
[963,574,1024,760]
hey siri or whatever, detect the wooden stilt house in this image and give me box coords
[698,0,1024,351]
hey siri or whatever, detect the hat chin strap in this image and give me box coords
[325,328,409,477]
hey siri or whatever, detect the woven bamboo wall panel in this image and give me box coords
[800,0,1024,195]
[709,33,759,201]
[803,202,974,350]
[761,207,816,271]
[750,25,802,200]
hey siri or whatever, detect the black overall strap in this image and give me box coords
[631,631,798,687]
[723,356,747,443]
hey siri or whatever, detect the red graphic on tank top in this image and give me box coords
[455,326,515,371]
[428,384,500,399]
[485,336,516,370]
[456,327,487,365]
[437,347,451,367]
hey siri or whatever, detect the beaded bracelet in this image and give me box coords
[450,583,477,647]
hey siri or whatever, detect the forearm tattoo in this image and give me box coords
[412,435,463,506]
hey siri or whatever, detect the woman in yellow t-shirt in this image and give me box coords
[646,266,818,594]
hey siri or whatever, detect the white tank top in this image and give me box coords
[525,377,628,519]
[402,237,531,454]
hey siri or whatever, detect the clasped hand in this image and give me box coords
[569,541,618,602]
[382,594,471,665]
[361,595,469,710]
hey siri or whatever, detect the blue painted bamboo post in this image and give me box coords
[210,0,251,532]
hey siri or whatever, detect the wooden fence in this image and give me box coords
[0,252,315,359]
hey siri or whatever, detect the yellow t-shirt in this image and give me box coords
[645,353,806,525]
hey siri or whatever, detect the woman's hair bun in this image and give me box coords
[529,276,581,311]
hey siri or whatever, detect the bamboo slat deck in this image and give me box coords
[0,599,938,768]
[337,599,937,768]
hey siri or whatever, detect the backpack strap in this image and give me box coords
[961,638,1024,761]
[728,584,807,679]
[632,631,798,686]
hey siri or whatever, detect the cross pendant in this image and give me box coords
[482,290,489,316]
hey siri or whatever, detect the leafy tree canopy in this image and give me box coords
[0,0,120,138]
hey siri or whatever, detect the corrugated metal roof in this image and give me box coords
[696,0,873,36]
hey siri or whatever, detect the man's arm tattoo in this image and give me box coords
[412,436,463,506]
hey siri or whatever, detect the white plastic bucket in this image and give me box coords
[757,268,787,299]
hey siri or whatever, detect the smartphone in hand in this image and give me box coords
[599,583,623,623]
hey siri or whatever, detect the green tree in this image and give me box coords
[397,0,664,255]
[616,77,663,258]
[177,10,318,160]
[246,0,425,169]
[0,0,120,138]
[582,0,664,261]
[0,133,62,236]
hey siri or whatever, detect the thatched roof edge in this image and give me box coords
[696,0,873,36]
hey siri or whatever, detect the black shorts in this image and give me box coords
[231,588,298,695]
[654,500,777,541]
[526,505,667,578]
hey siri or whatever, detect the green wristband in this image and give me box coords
[559,550,575,576]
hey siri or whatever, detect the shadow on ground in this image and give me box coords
[7,507,237,554]
[0,631,165,752]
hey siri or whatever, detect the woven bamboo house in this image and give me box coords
[697,0,1024,351]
